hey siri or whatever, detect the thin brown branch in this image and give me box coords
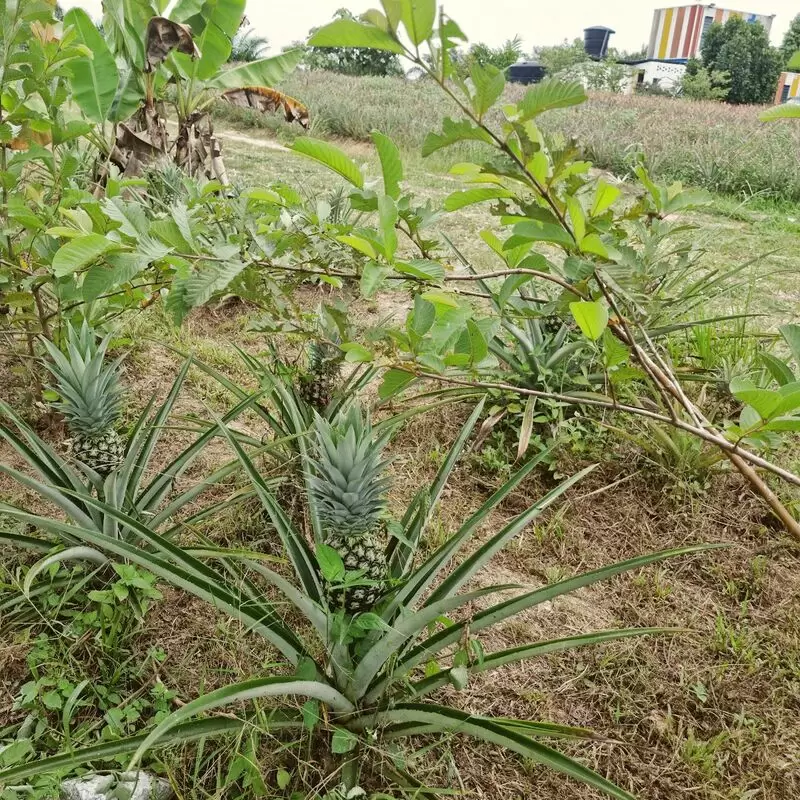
[402,368,800,490]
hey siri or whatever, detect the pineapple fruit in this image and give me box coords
[42,322,126,476]
[299,339,343,411]
[309,407,391,613]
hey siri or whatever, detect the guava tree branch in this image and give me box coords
[399,368,800,496]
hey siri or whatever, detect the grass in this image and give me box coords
[214,70,800,201]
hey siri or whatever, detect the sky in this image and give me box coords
[60,1,799,53]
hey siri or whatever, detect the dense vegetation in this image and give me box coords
[1,2,799,800]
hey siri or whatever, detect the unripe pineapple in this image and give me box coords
[309,407,391,613]
[299,339,343,411]
[540,314,565,338]
[42,322,126,476]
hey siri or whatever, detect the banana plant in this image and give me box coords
[63,0,307,182]
[0,398,722,798]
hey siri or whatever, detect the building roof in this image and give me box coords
[623,57,689,65]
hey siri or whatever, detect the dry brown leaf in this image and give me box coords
[221,87,310,129]
[145,16,200,72]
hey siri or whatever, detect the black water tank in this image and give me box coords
[584,26,614,59]
[508,62,546,85]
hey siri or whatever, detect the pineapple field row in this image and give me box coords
[1,2,800,800]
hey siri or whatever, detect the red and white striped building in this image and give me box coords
[646,4,775,61]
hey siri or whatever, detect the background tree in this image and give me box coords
[228,27,268,62]
[701,18,781,104]
[680,57,730,100]
[467,36,524,71]
[301,9,404,77]
[780,14,800,66]
[610,45,648,62]
[535,39,589,75]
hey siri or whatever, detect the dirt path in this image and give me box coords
[218,130,290,152]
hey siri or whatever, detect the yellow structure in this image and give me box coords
[775,72,800,104]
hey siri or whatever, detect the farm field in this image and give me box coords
[3,4,800,800]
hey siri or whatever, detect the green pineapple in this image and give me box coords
[309,407,391,613]
[540,314,565,338]
[299,339,343,411]
[42,322,126,476]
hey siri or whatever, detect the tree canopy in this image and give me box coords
[780,14,800,66]
[701,17,781,104]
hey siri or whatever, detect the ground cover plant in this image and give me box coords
[1,1,800,799]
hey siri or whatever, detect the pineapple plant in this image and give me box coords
[309,406,391,613]
[298,338,344,411]
[41,322,126,476]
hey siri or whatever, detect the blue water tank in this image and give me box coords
[584,26,614,59]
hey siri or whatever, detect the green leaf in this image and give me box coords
[422,118,494,157]
[567,197,586,243]
[354,612,391,631]
[0,718,258,784]
[337,234,377,259]
[292,138,364,188]
[372,131,404,199]
[129,678,354,768]
[64,8,119,123]
[518,79,587,119]
[207,50,303,89]
[400,0,436,45]
[780,324,800,367]
[184,259,247,310]
[394,260,445,281]
[308,18,405,53]
[331,727,358,754]
[590,180,621,217]
[360,261,387,298]
[276,768,291,790]
[83,252,150,301]
[449,664,468,690]
[369,704,636,800]
[569,301,608,341]
[301,699,319,730]
[761,353,796,387]
[23,547,107,596]
[511,220,574,249]
[341,343,373,363]
[527,151,549,184]
[52,235,122,278]
[378,194,398,260]
[470,62,505,118]
[579,233,609,259]
[0,718,255,784]
[729,378,780,420]
[444,186,513,212]
[379,369,415,400]
[466,319,488,364]
[789,51,800,70]
[316,543,345,582]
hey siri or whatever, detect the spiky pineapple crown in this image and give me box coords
[309,406,391,537]
[41,322,124,437]
[307,336,343,377]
